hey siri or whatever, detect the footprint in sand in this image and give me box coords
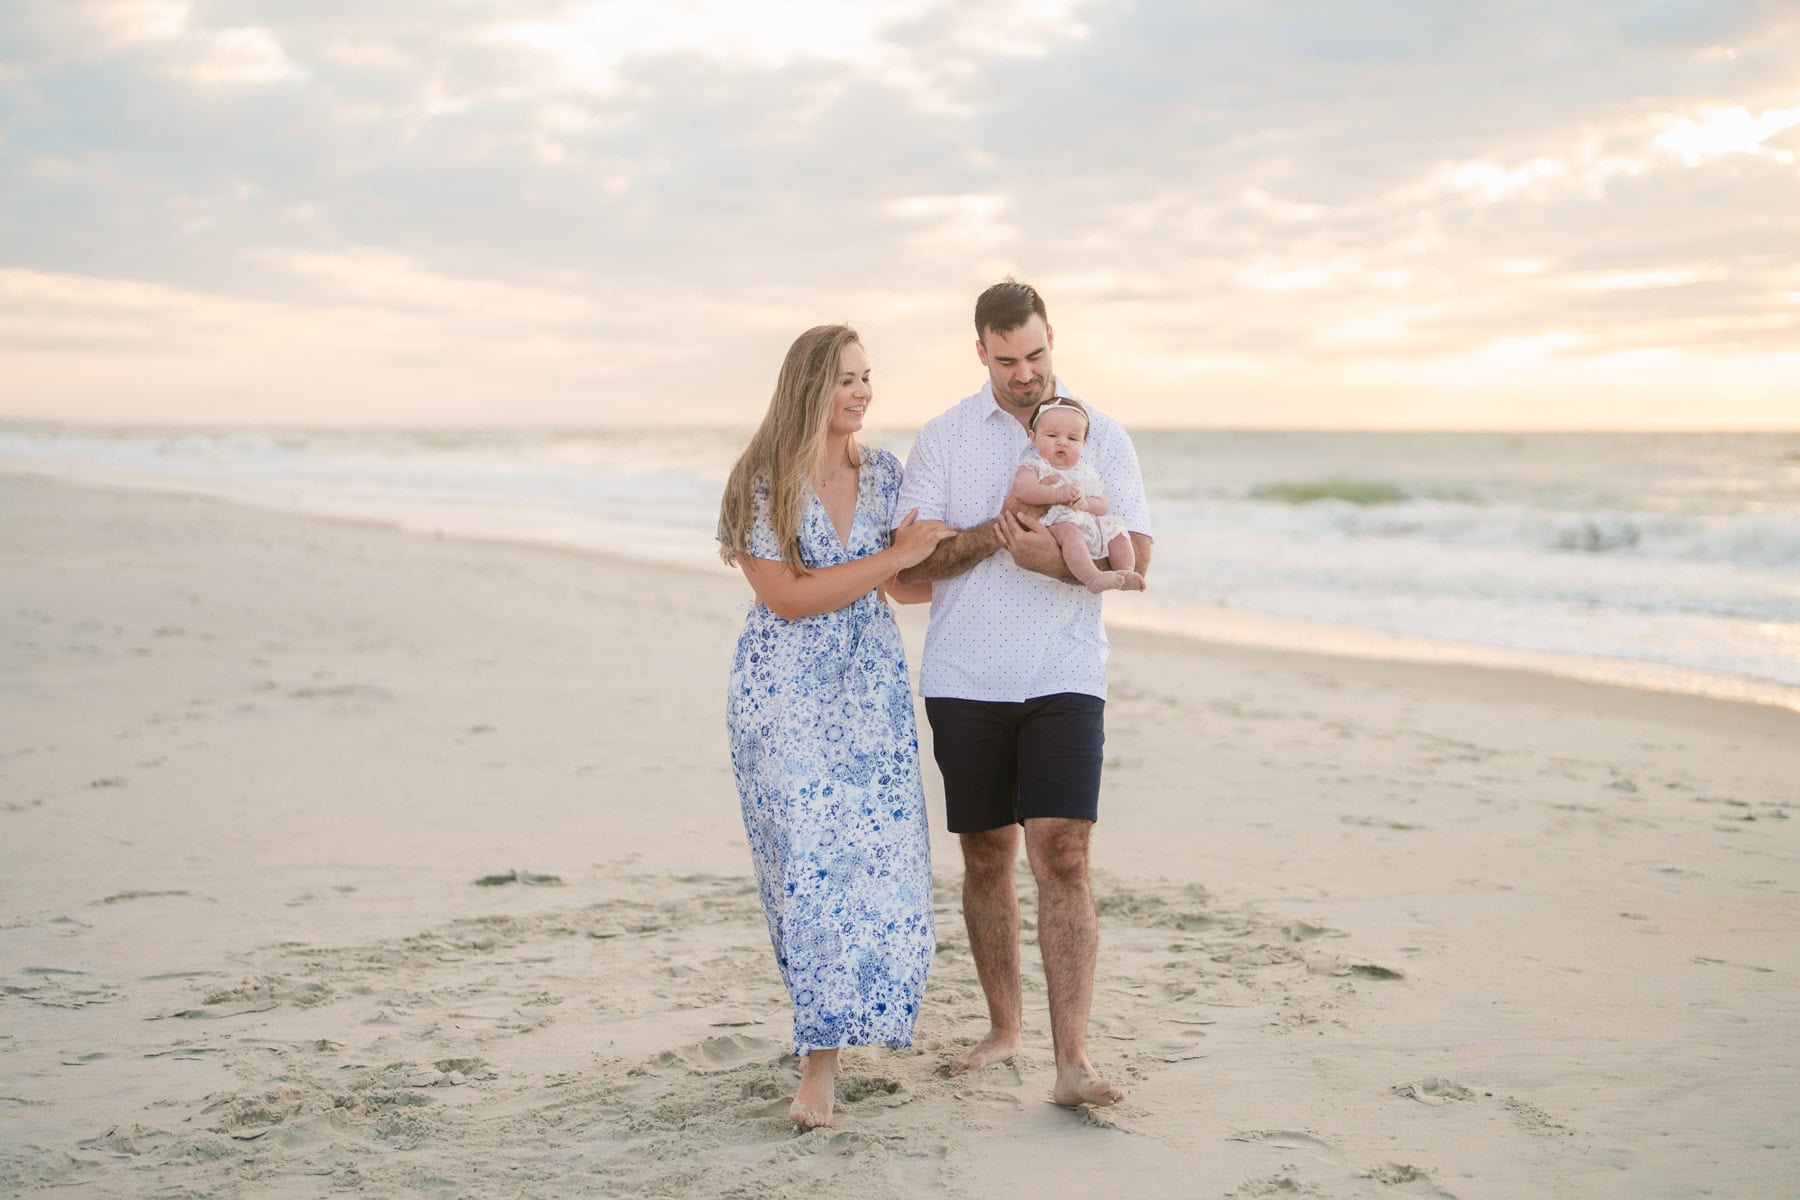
[1502,1095,1574,1136]
[7,969,123,1010]
[1235,1170,1319,1196]
[1228,1129,1338,1154]
[1392,1077,1475,1105]
[836,1075,911,1109]
[648,1033,786,1076]
[77,1124,176,1156]
[1361,1161,1455,1195]
[1150,1030,1209,1063]
[1305,956,1404,980]
[939,1055,1024,1086]
[952,1087,1024,1108]
[739,1074,789,1102]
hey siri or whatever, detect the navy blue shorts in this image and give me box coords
[924,693,1105,833]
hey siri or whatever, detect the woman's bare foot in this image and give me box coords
[1052,1060,1126,1108]
[947,1027,1023,1077]
[788,1049,837,1129]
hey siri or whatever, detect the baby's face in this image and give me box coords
[1031,407,1087,470]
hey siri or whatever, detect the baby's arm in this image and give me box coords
[1011,464,1079,506]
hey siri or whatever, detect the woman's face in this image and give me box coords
[828,340,872,437]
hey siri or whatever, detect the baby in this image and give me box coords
[1011,397,1145,593]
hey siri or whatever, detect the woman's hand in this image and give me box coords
[889,507,955,569]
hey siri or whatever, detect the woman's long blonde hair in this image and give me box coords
[718,324,863,575]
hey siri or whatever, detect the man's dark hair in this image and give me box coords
[974,278,1048,344]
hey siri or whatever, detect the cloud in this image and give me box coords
[1657,103,1800,163]
[1,0,1797,426]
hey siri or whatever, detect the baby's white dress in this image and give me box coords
[1021,451,1130,558]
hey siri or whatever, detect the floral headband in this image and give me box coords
[1029,396,1087,431]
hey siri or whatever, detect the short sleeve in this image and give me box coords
[1018,450,1057,481]
[1089,419,1153,537]
[895,423,949,526]
[746,476,783,560]
[867,447,903,534]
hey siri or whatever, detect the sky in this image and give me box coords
[1,0,1797,430]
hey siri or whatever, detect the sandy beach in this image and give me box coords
[2,470,1796,1199]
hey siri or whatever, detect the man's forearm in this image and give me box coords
[1129,532,1152,577]
[896,519,1000,584]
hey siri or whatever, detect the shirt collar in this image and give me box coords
[978,377,1070,422]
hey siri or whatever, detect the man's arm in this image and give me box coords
[896,519,1003,584]
[996,514,1152,582]
[1128,531,1152,579]
[992,509,1080,581]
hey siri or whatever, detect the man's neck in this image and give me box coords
[991,379,1057,430]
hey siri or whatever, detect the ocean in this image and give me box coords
[4,422,1797,711]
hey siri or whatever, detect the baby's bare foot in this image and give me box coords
[1085,570,1126,593]
[1052,1061,1126,1108]
[948,1027,1023,1077]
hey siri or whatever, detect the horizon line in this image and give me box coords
[4,414,1799,437]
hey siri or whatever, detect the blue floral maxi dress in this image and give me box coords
[723,448,935,1055]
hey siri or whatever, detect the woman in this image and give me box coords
[718,324,952,1129]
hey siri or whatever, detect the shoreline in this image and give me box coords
[7,464,1796,724]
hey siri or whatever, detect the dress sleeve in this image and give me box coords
[871,448,901,543]
[1019,451,1061,482]
[894,424,948,527]
[746,476,784,560]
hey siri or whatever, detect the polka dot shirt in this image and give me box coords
[895,381,1153,702]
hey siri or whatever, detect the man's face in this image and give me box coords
[976,314,1054,413]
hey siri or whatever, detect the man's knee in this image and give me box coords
[1024,819,1091,887]
[961,827,1019,883]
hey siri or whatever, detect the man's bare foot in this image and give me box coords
[1052,1061,1126,1107]
[947,1027,1023,1077]
[788,1053,836,1129]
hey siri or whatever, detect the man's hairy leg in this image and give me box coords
[1024,817,1125,1107]
[950,825,1025,1076]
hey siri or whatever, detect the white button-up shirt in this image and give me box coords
[896,381,1153,702]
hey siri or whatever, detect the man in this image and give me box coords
[895,279,1152,1107]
